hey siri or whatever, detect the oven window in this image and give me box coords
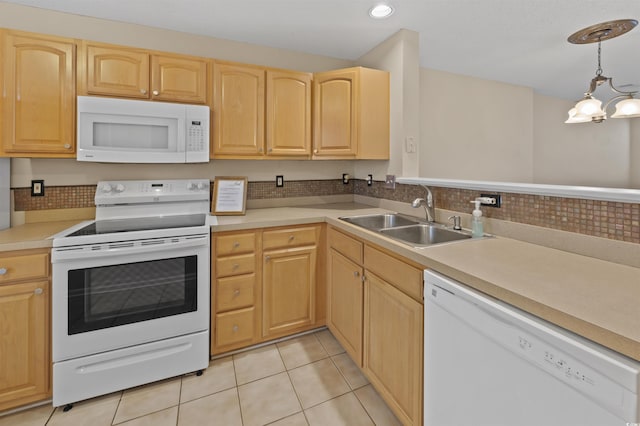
[67,256,197,334]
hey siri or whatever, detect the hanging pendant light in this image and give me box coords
[565,19,639,124]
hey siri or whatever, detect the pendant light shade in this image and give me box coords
[611,98,640,118]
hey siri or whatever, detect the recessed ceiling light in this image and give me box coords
[369,4,394,19]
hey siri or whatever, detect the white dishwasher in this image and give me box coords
[424,270,640,426]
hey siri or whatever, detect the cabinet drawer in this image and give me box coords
[0,252,49,284]
[216,274,255,312]
[364,246,422,301]
[215,253,255,278]
[215,307,255,347]
[216,232,256,256]
[329,227,363,264]
[263,226,317,250]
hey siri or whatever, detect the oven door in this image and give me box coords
[52,233,209,362]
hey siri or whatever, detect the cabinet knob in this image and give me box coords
[140,89,147,95]
[259,147,263,153]
[314,149,318,154]
[232,325,239,333]
[288,235,295,241]
[0,267,6,275]
[233,242,240,248]
[232,263,239,270]
[267,148,273,153]
[353,271,359,277]
[63,143,71,149]
[152,90,159,96]
[265,255,271,262]
[34,288,43,295]
[233,289,241,297]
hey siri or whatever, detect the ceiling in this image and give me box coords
[3,0,640,101]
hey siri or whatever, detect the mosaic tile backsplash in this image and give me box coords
[13,180,640,244]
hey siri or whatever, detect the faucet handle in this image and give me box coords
[448,215,462,230]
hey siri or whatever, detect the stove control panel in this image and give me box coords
[95,179,210,205]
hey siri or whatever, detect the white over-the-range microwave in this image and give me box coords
[77,96,210,163]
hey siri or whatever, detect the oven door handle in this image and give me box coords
[52,235,209,262]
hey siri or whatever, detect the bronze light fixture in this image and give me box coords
[565,19,639,124]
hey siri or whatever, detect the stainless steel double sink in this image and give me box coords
[339,213,473,247]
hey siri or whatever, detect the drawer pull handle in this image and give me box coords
[232,325,239,333]
[0,267,6,275]
[34,288,43,295]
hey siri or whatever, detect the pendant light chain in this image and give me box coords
[595,40,603,77]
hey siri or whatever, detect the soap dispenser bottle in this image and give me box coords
[470,199,484,238]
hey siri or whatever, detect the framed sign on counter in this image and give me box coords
[212,176,248,215]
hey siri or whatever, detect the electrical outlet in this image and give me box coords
[384,174,396,189]
[31,180,45,196]
[276,175,284,187]
[367,174,373,186]
[480,193,502,207]
[342,173,350,184]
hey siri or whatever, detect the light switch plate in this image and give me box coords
[276,175,284,187]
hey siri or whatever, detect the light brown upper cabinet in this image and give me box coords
[0,30,76,157]
[212,61,312,159]
[312,67,389,159]
[79,42,209,104]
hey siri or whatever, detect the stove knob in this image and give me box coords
[197,182,207,190]
[101,184,113,193]
[115,184,125,193]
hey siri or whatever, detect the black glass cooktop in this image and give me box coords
[67,214,207,236]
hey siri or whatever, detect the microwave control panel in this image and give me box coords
[187,120,206,152]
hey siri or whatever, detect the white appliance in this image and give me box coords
[51,179,211,408]
[424,270,640,426]
[76,96,210,163]
[0,158,9,230]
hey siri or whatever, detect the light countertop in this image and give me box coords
[2,203,639,362]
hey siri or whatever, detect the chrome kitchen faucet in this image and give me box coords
[411,185,436,222]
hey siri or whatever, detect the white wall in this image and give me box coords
[533,94,631,188]
[417,68,638,189]
[354,29,420,182]
[419,69,534,182]
[630,120,640,188]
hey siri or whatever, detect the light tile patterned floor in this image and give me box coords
[0,329,402,426]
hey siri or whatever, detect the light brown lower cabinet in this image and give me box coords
[0,249,51,412]
[327,226,423,426]
[211,224,325,355]
[363,272,423,426]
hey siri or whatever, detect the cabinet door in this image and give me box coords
[312,69,357,158]
[327,249,363,365]
[363,272,423,426]
[151,54,208,104]
[86,44,150,98]
[213,63,265,157]
[1,31,75,156]
[0,281,50,411]
[266,70,311,157]
[262,246,316,337]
